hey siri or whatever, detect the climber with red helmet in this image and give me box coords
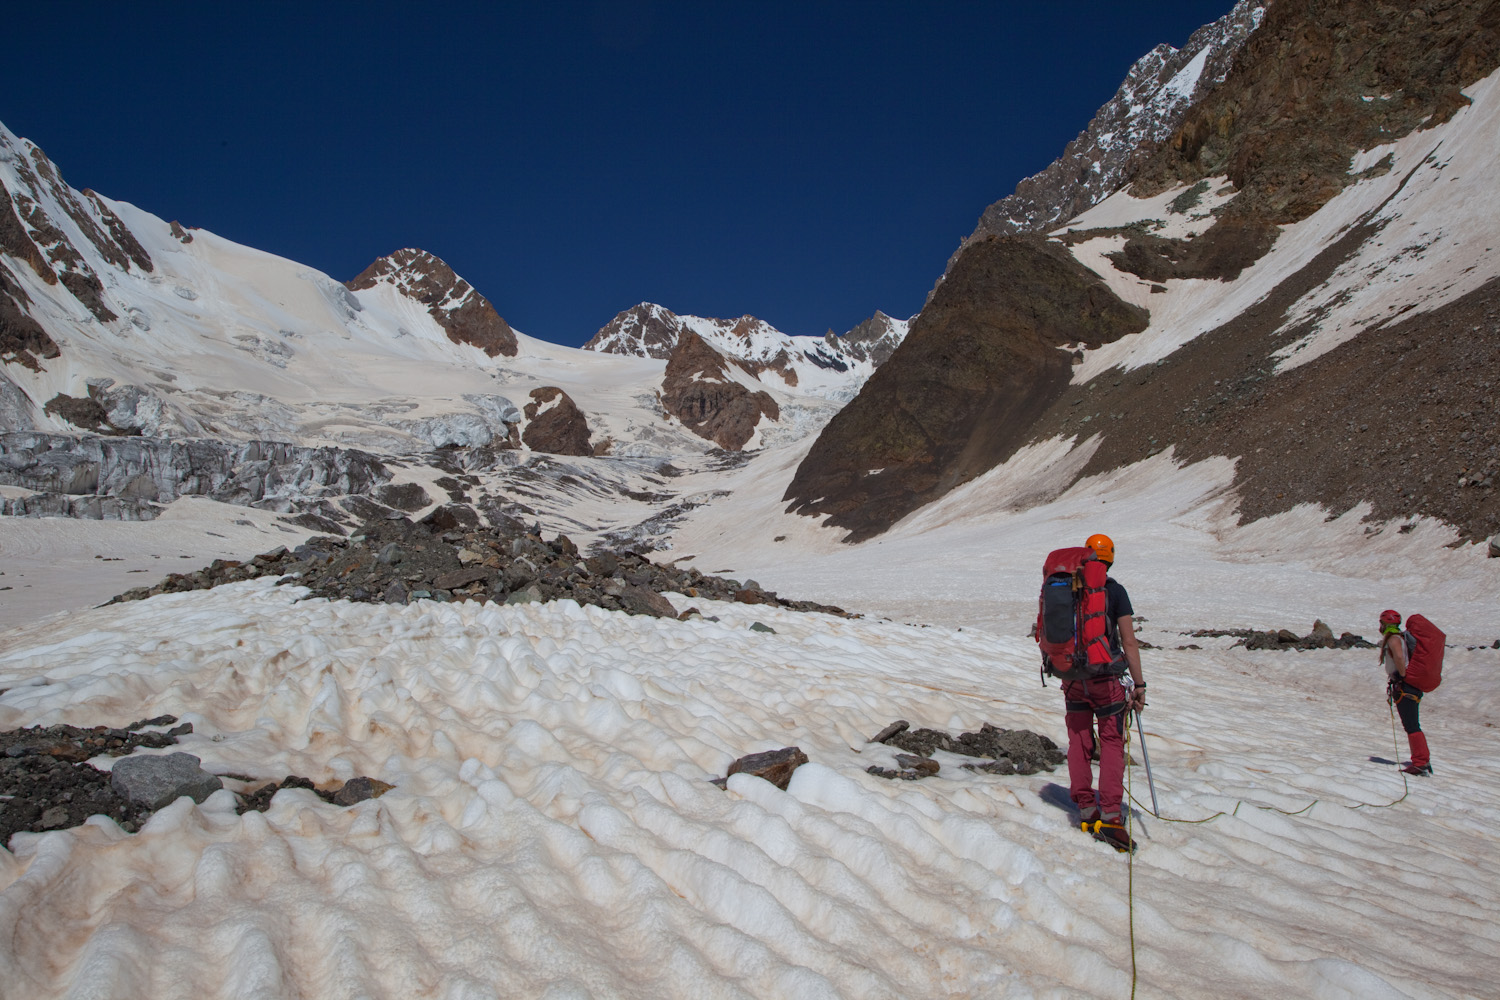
[1065,533,1147,852]
[1379,609,1433,776]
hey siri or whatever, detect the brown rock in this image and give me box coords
[41,742,91,763]
[725,747,808,790]
[346,249,518,357]
[659,330,779,451]
[522,387,593,456]
[616,584,677,618]
[432,567,490,591]
[869,720,910,744]
[42,392,124,434]
[332,776,394,807]
[894,754,940,776]
[374,482,431,512]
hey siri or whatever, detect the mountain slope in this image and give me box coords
[783,237,1147,541]
[787,0,1500,545]
[963,0,1265,244]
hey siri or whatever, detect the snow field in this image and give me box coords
[677,445,1500,645]
[1,579,1497,998]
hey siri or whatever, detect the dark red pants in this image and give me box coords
[1063,675,1129,819]
[1393,681,1430,768]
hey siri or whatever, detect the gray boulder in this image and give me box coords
[110,752,223,810]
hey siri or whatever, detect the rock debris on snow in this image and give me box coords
[108,513,851,619]
[868,721,1067,778]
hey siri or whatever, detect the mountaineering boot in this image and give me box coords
[1400,761,1434,776]
[1084,816,1136,853]
[1077,808,1100,834]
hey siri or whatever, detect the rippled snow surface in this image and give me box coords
[1,582,1497,998]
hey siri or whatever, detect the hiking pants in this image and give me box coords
[1393,680,1430,768]
[1063,675,1129,819]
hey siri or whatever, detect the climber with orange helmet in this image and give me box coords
[1065,533,1147,852]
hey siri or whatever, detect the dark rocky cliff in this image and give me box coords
[783,237,1147,541]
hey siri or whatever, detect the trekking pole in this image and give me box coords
[1133,709,1160,818]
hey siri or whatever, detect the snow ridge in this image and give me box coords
[584,302,909,402]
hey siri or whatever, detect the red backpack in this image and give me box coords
[1402,614,1446,692]
[1035,546,1122,684]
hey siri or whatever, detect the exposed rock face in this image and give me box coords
[0,263,58,372]
[1132,0,1500,224]
[659,330,779,451]
[784,237,1148,541]
[997,1,1500,546]
[0,126,157,332]
[41,392,137,435]
[0,432,392,520]
[346,248,518,357]
[522,386,593,456]
[965,0,1265,245]
[1037,271,1500,544]
[1106,0,1500,282]
[585,302,684,359]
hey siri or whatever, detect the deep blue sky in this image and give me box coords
[6,2,1232,346]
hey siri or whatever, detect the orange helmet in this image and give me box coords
[1085,533,1115,564]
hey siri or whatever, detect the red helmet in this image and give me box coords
[1379,609,1401,626]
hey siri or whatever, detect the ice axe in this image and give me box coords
[1122,676,1159,817]
[1134,709,1159,818]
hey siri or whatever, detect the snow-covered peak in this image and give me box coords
[583,302,685,360]
[583,302,909,402]
[346,248,517,358]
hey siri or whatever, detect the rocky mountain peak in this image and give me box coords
[1,123,161,370]
[346,248,518,358]
[962,0,1265,247]
[583,302,682,359]
[831,310,908,367]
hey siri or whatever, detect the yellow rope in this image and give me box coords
[1124,699,1412,826]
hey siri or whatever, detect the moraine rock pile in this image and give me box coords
[110,513,850,618]
[1192,620,1376,651]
